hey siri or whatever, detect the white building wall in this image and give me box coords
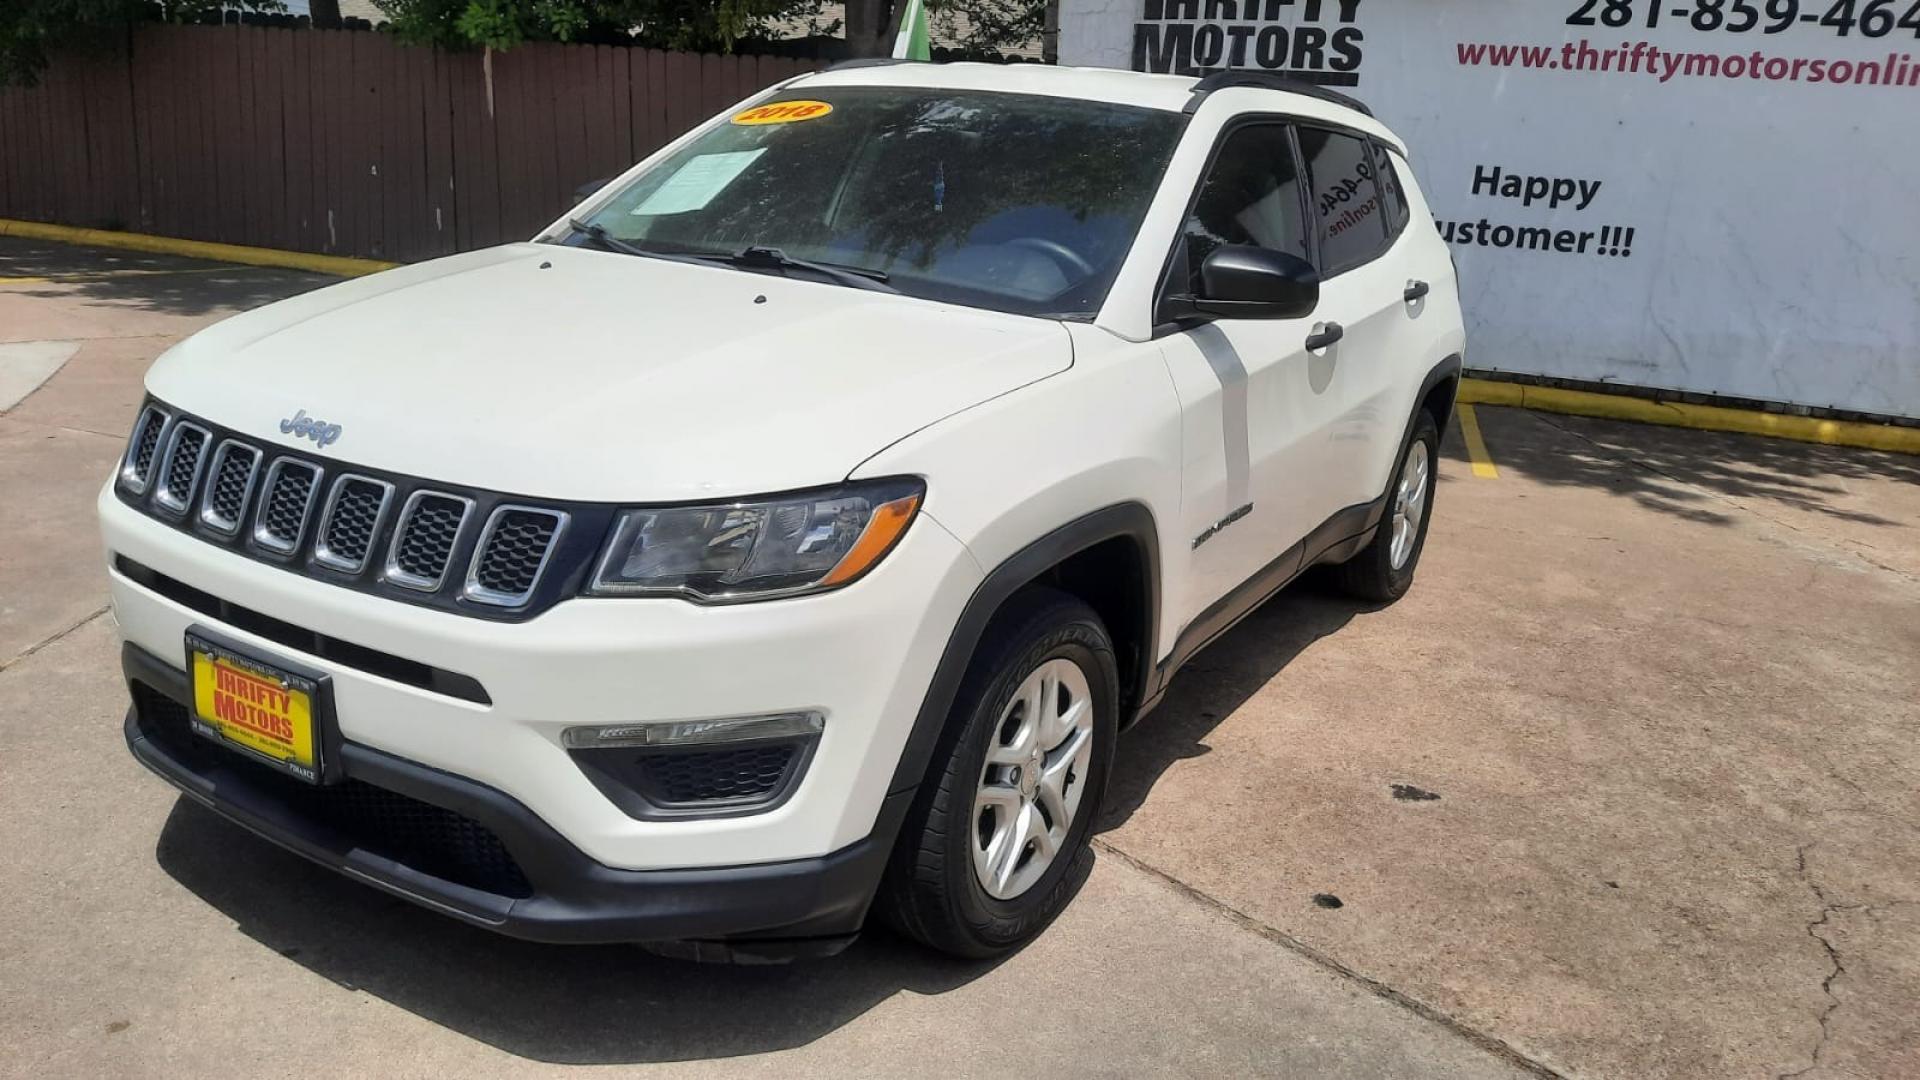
[1061,0,1920,419]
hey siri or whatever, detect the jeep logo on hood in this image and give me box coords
[280,409,342,448]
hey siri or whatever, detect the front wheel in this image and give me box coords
[879,588,1119,959]
[1333,410,1439,603]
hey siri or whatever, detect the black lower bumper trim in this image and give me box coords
[122,642,908,948]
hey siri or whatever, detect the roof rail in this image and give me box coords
[1184,71,1373,117]
[823,57,923,72]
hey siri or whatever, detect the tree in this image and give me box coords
[842,0,893,56]
[3,0,135,85]
[931,0,1044,58]
[374,0,838,53]
[1,0,1043,86]
[376,0,1042,58]
[1,0,283,86]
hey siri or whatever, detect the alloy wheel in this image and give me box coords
[970,657,1095,900]
[1389,439,1431,571]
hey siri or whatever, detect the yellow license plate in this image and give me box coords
[190,644,320,782]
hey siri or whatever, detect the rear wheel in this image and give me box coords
[1334,410,1439,603]
[880,588,1118,959]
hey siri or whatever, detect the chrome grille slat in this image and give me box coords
[465,506,568,608]
[197,440,262,536]
[252,458,324,555]
[119,405,172,495]
[386,491,473,591]
[152,422,211,516]
[314,475,395,574]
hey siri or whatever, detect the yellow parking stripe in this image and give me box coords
[0,266,264,286]
[2,218,395,277]
[1456,403,1499,478]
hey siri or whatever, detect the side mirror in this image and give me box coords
[1163,245,1320,322]
[573,177,613,204]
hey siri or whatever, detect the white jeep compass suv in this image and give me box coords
[101,61,1465,961]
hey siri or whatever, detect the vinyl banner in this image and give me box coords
[1060,0,1920,419]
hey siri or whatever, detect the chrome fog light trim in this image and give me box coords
[562,711,824,750]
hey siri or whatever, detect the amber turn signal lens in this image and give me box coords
[820,493,921,587]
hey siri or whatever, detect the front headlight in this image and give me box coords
[587,478,924,602]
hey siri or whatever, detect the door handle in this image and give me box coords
[1403,279,1430,302]
[1305,321,1343,351]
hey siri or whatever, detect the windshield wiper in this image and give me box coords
[566,227,896,292]
[567,218,650,257]
[717,246,898,294]
[566,219,715,267]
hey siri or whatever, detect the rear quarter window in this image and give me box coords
[1299,127,1389,277]
[1370,142,1412,242]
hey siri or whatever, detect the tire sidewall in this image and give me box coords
[1384,412,1441,594]
[943,619,1118,947]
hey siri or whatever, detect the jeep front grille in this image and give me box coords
[120,404,170,494]
[466,506,567,607]
[153,422,210,516]
[113,398,591,621]
[199,440,260,535]
[314,475,393,574]
[254,458,322,554]
[387,492,472,591]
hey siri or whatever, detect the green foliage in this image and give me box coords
[2,0,136,85]
[0,0,1040,86]
[375,0,835,53]
[375,0,1041,56]
[929,0,1042,57]
[1,0,283,85]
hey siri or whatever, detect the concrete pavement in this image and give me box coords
[2,235,1916,1078]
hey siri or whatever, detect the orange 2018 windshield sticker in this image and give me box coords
[731,100,833,125]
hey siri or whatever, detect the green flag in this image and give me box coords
[892,0,931,60]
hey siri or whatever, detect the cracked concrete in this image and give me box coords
[1096,404,1920,1079]
[4,237,1918,1078]
[1780,846,1848,1080]
[1777,844,1920,1080]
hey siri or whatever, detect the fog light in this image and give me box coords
[561,710,824,749]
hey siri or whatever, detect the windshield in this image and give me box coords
[574,87,1186,319]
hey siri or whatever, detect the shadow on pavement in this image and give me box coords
[0,237,332,317]
[155,799,996,1065]
[148,580,1373,1064]
[1101,575,1376,833]
[1459,404,1920,528]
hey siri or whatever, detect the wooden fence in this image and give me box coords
[0,25,816,262]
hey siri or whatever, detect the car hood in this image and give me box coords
[147,244,1073,501]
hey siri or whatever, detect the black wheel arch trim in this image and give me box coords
[1419,353,1465,439]
[886,502,1161,795]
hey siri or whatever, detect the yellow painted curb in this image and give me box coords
[1458,377,1920,456]
[0,218,397,278]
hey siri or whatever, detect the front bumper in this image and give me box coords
[100,484,981,870]
[124,642,910,951]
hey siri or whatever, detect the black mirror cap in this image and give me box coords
[573,177,614,203]
[1195,245,1320,319]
